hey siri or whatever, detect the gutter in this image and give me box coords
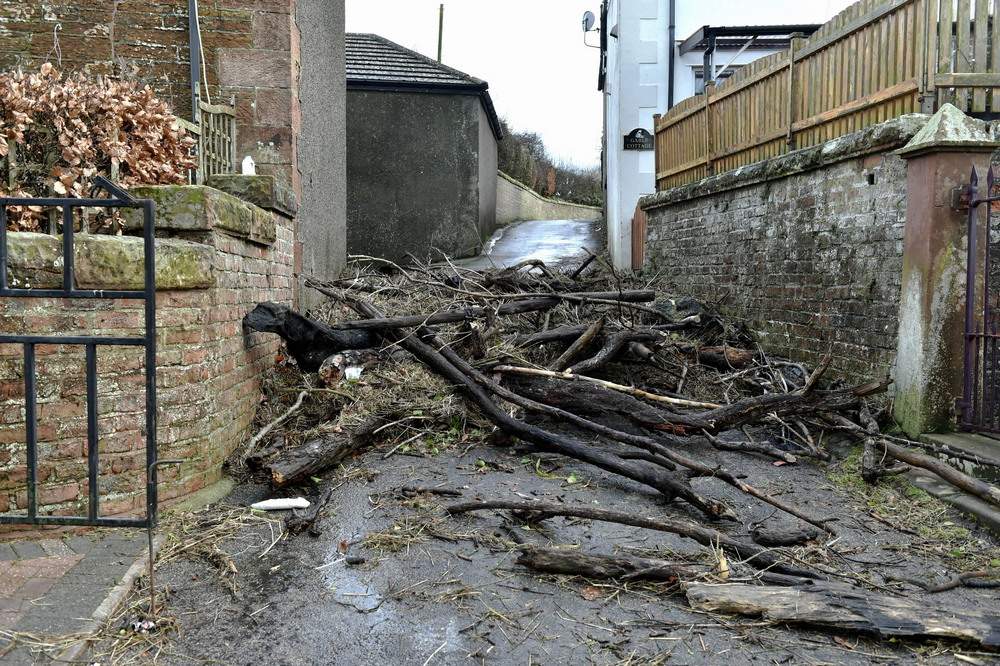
[346,79,504,142]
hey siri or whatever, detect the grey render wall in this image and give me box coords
[347,90,484,263]
[497,173,602,225]
[641,116,928,384]
[478,104,499,240]
[296,0,346,312]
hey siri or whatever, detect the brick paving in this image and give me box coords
[0,530,147,664]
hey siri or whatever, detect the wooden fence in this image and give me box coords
[654,0,1000,190]
[178,100,238,185]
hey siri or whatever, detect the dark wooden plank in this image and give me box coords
[687,582,1000,647]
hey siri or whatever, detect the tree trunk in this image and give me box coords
[516,545,713,582]
[266,417,386,489]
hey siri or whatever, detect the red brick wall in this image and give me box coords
[0,184,294,529]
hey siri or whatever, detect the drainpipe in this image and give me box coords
[188,0,201,126]
[667,0,675,108]
[703,32,716,89]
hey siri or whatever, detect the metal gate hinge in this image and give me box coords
[952,186,973,211]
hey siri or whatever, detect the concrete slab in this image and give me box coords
[914,431,1000,537]
[921,432,1000,483]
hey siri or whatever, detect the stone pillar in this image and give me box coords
[894,104,998,435]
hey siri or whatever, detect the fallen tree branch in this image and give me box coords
[886,570,994,592]
[701,430,798,464]
[500,363,886,441]
[450,351,838,533]
[515,545,714,582]
[569,250,597,279]
[305,290,655,333]
[240,389,308,461]
[342,298,736,520]
[285,487,334,535]
[499,258,556,278]
[823,419,1000,468]
[568,329,665,374]
[495,365,721,409]
[267,416,387,489]
[631,376,890,436]
[446,498,821,578]
[823,413,1000,507]
[550,316,605,371]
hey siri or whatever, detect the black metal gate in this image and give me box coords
[0,177,158,528]
[961,166,1000,433]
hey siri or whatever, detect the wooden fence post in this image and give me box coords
[705,82,715,177]
[919,0,937,113]
[787,34,805,150]
[652,113,661,186]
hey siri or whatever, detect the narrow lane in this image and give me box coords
[461,218,603,271]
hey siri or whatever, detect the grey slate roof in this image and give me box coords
[346,33,503,140]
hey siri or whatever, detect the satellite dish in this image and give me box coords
[582,10,595,32]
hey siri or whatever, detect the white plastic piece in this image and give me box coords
[250,497,310,511]
[344,366,364,380]
[241,155,257,175]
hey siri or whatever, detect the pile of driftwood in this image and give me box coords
[241,255,1000,648]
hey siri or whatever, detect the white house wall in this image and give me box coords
[603,0,858,269]
[604,0,668,269]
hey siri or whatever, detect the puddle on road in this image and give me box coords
[322,540,384,612]
[325,571,383,612]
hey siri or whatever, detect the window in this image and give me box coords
[693,65,742,95]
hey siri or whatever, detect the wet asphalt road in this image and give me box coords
[461,218,603,272]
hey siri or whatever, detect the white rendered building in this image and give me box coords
[596,0,857,269]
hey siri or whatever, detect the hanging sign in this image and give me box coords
[623,128,653,150]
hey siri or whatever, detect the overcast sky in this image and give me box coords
[345,1,858,168]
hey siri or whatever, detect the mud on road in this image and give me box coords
[92,433,1000,666]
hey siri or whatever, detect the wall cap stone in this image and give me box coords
[641,114,931,212]
[207,174,298,218]
[6,232,214,290]
[125,185,277,246]
[897,103,999,158]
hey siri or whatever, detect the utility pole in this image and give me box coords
[437,4,444,62]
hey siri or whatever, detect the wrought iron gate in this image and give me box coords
[961,166,1000,433]
[0,177,158,528]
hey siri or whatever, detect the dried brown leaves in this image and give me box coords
[0,63,196,230]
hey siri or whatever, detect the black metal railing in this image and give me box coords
[0,177,159,528]
[961,166,1000,433]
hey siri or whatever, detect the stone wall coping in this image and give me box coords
[7,232,214,291]
[641,114,931,211]
[207,174,298,218]
[124,185,277,246]
[896,103,1000,158]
